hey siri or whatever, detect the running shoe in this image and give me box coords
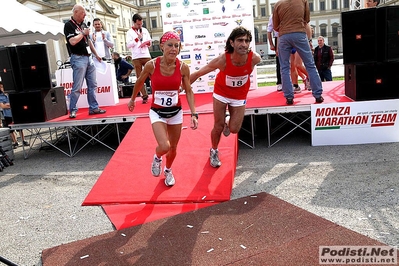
[164,169,175,186]
[293,86,302,94]
[304,78,311,91]
[210,149,222,168]
[151,156,162,177]
[277,84,283,91]
[315,96,324,103]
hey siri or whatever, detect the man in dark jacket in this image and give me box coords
[313,36,334,81]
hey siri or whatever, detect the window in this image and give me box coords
[331,23,339,37]
[261,7,266,17]
[343,0,350,8]
[254,28,259,43]
[151,18,157,29]
[143,20,147,28]
[309,2,314,12]
[262,34,267,43]
[332,0,337,9]
[320,1,325,11]
[320,28,327,37]
[332,26,338,37]
[152,41,160,51]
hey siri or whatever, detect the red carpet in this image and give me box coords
[245,81,349,108]
[81,82,348,229]
[102,202,218,230]
[48,81,350,123]
[83,113,237,206]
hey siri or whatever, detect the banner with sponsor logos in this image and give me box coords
[311,99,399,146]
[161,0,257,93]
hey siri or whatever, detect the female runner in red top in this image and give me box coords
[128,31,198,187]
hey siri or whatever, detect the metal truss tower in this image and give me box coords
[80,0,97,24]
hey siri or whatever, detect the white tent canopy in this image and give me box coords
[0,0,65,46]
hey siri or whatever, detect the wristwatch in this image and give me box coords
[191,113,198,119]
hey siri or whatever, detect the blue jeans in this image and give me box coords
[278,32,323,99]
[69,54,99,112]
[318,69,333,82]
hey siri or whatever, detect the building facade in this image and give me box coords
[19,0,399,64]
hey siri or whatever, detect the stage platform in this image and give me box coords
[42,192,399,265]
[9,81,351,157]
[38,83,398,265]
[10,115,135,158]
[80,81,351,230]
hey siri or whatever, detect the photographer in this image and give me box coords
[112,52,134,84]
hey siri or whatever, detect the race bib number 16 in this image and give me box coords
[226,75,248,88]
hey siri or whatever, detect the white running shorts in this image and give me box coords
[213,93,246,107]
[149,109,183,125]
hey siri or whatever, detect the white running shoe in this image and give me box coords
[151,156,162,177]
[164,169,175,186]
[210,149,222,168]
[223,113,230,137]
[293,86,302,94]
[277,84,283,91]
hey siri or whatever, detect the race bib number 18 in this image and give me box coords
[226,75,248,88]
[154,90,179,107]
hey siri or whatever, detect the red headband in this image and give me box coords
[161,31,180,44]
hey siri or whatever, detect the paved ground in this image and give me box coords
[1,61,398,265]
[1,129,398,266]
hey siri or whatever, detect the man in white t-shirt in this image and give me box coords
[126,14,151,103]
[90,18,114,60]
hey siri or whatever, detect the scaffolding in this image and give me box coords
[81,0,97,24]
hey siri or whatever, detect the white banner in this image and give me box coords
[55,62,119,110]
[311,99,399,146]
[160,0,257,93]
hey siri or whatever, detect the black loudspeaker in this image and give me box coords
[345,63,399,101]
[15,44,52,91]
[9,87,67,124]
[342,6,399,64]
[377,6,399,63]
[119,85,134,98]
[0,47,23,92]
[342,8,377,64]
[0,44,52,92]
